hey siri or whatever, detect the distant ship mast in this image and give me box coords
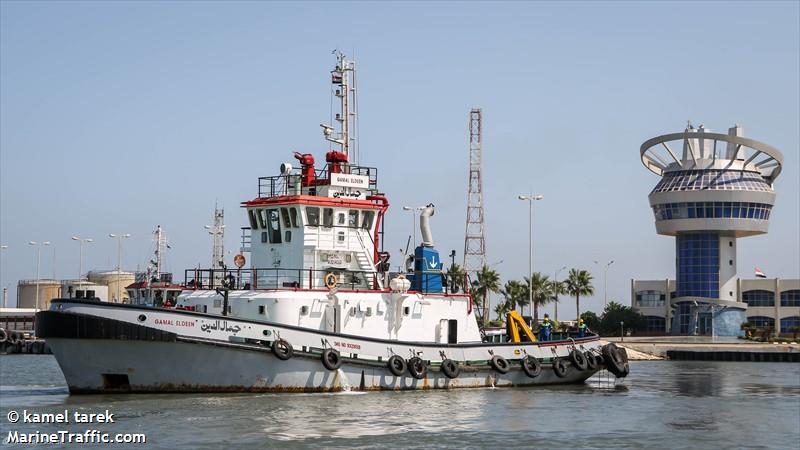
[321,50,359,165]
[148,225,169,281]
[206,205,225,271]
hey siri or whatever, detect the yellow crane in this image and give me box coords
[506,310,537,342]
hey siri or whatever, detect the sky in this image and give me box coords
[1,1,798,316]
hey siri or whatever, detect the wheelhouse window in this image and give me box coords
[267,209,282,243]
[257,209,268,229]
[280,208,292,229]
[306,207,320,226]
[337,212,346,226]
[362,210,375,229]
[323,208,334,227]
[248,210,259,229]
[289,207,299,228]
[348,210,359,228]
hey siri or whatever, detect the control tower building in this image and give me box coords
[640,124,783,336]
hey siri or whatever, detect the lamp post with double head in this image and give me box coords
[401,206,425,250]
[71,236,93,291]
[554,265,567,321]
[109,233,131,302]
[517,194,544,319]
[594,259,615,309]
[28,241,51,310]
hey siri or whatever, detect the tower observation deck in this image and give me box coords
[640,124,783,336]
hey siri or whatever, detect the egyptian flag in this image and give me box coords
[755,267,767,278]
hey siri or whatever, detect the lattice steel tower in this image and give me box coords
[464,108,487,279]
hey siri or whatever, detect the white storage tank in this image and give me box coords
[88,270,135,303]
[16,279,62,309]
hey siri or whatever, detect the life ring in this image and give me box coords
[387,355,406,376]
[553,358,569,378]
[407,357,427,379]
[0,328,6,343]
[490,355,510,374]
[321,348,342,371]
[324,273,338,289]
[440,359,460,379]
[602,344,626,377]
[521,356,542,378]
[569,349,588,371]
[585,352,598,371]
[271,338,293,361]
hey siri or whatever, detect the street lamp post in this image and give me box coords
[401,206,425,249]
[594,259,615,308]
[518,194,543,319]
[554,265,567,321]
[109,233,131,302]
[28,241,51,310]
[71,236,94,291]
[1,245,8,308]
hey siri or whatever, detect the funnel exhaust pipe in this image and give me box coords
[419,203,435,247]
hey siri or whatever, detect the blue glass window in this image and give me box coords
[652,202,772,222]
[747,316,775,329]
[743,290,775,307]
[675,233,719,298]
[780,316,800,330]
[644,316,666,333]
[781,290,800,307]
[652,169,773,194]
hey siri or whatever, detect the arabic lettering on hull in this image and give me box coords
[200,320,242,334]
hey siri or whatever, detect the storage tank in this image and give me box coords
[88,270,135,303]
[16,279,62,309]
[60,280,109,302]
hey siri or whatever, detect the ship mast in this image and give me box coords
[321,51,359,165]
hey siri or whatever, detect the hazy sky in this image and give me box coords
[1,1,798,315]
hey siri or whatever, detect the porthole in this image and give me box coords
[137,314,147,322]
[403,306,410,316]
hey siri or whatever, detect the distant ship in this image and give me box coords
[36,53,629,393]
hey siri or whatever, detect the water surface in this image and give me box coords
[1,355,798,449]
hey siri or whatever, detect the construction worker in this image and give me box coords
[578,318,588,338]
[539,314,553,341]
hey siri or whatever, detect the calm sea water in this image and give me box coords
[0,355,798,449]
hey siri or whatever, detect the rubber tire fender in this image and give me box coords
[490,355,510,374]
[8,331,20,345]
[619,362,630,378]
[553,358,569,378]
[569,349,588,371]
[0,328,6,343]
[440,359,460,379]
[407,357,428,379]
[387,355,406,377]
[585,351,598,371]
[271,338,294,361]
[602,344,625,377]
[521,356,542,378]
[321,348,342,371]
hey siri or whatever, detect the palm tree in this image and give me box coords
[500,280,528,315]
[524,272,554,323]
[471,265,501,324]
[446,263,466,293]
[494,301,512,320]
[563,268,595,320]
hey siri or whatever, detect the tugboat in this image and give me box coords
[36,53,629,393]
